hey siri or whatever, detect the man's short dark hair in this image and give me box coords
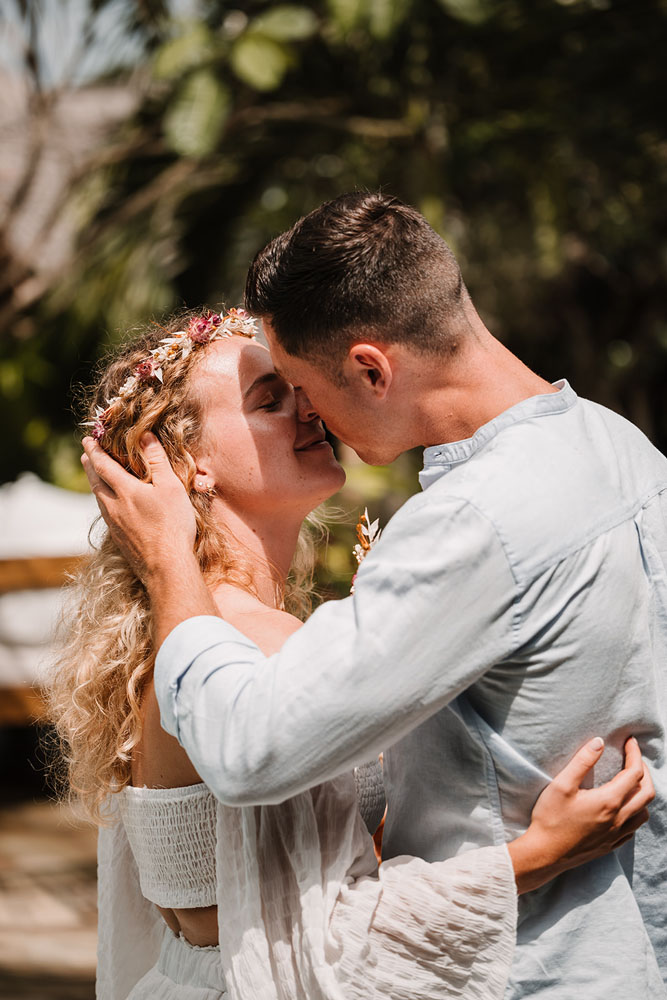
[245,191,469,367]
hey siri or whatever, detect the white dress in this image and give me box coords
[96,765,517,1000]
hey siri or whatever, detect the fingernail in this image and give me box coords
[589,737,604,751]
[140,432,155,448]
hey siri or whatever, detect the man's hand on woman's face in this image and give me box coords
[81,433,197,584]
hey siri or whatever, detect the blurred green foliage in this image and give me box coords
[2,0,666,586]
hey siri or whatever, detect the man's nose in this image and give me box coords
[295,388,319,422]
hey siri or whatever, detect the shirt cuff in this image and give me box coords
[154,615,259,739]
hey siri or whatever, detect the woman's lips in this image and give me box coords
[295,437,330,452]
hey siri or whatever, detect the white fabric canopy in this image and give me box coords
[0,474,99,686]
[0,473,99,559]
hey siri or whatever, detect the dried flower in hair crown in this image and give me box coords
[350,508,382,594]
[83,308,257,442]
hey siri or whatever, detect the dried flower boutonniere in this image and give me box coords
[351,508,382,594]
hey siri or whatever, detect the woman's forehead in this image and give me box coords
[197,337,274,395]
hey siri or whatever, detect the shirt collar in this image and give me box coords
[419,379,578,491]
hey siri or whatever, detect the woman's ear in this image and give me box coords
[344,344,393,399]
[192,452,216,496]
[194,476,215,496]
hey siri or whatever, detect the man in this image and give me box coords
[83,192,667,997]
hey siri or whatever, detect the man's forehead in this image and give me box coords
[262,327,287,364]
[260,324,324,386]
[271,358,308,390]
[266,348,295,381]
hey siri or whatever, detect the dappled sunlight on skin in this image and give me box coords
[193,337,345,521]
[262,324,397,466]
[185,335,346,604]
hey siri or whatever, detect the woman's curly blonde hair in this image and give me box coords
[46,308,323,823]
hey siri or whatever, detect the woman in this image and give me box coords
[48,308,652,1000]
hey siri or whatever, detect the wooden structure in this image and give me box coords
[0,475,98,728]
[0,556,86,725]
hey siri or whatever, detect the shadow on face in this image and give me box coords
[190,337,346,521]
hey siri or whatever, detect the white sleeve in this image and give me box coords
[215,775,517,1000]
[332,846,517,1000]
[95,798,164,1000]
[155,493,519,805]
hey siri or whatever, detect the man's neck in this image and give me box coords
[416,331,556,448]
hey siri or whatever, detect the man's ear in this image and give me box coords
[343,344,393,399]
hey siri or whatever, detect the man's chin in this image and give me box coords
[352,445,403,466]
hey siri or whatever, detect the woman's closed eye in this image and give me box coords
[259,396,282,411]
[258,384,293,411]
[244,372,294,413]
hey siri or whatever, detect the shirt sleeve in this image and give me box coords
[154,492,519,805]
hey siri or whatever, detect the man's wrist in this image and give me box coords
[143,545,199,594]
[145,547,219,651]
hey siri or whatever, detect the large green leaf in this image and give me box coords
[326,0,409,37]
[231,34,294,91]
[153,23,214,80]
[250,6,318,41]
[437,0,491,25]
[326,0,365,33]
[163,70,230,156]
[368,0,411,39]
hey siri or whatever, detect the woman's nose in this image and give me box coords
[295,388,319,422]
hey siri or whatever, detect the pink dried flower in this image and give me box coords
[187,316,214,344]
[91,420,106,441]
[135,358,158,381]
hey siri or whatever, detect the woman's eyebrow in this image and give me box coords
[242,372,283,400]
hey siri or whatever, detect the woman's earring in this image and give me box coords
[195,479,216,497]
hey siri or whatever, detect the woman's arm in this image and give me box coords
[508,735,653,894]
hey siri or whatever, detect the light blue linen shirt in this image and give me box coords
[155,380,667,998]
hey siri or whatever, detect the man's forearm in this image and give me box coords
[146,549,219,650]
[153,496,518,805]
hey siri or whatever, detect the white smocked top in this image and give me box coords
[99,762,517,1000]
[118,781,218,908]
[117,760,385,910]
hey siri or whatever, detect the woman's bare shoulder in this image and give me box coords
[211,584,302,656]
[243,608,302,656]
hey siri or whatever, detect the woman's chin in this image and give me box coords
[305,465,346,508]
[326,463,347,495]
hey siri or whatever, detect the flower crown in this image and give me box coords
[83,308,257,442]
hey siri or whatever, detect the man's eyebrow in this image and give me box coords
[242,372,283,400]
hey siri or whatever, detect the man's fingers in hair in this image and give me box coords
[81,453,116,505]
[139,432,176,489]
[82,437,134,494]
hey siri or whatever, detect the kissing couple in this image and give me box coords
[50,192,666,999]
